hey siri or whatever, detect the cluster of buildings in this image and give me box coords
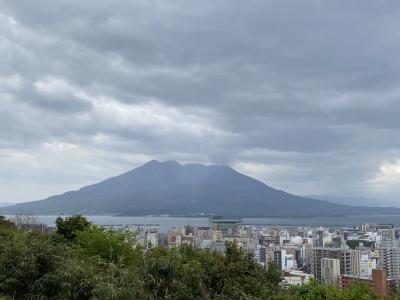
[19,215,400,298]
[129,218,400,298]
[305,224,400,298]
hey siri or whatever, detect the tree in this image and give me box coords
[55,215,91,241]
[265,260,283,292]
[0,216,16,236]
[283,278,378,300]
[0,216,14,227]
[346,240,374,249]
[220,241,283,299]
[5,219,381,300]
[75,226,141,265]
[0,232,61,299]
[342,281,377,300]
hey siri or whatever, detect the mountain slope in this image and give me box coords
[2,160,400,217]
[307,195,399,208]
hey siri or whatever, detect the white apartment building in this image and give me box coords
[379,247,400,279]
[359,253,377,278]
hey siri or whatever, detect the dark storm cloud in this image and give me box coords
[1,0,400,203]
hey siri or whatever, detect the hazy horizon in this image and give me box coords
[2,160,400,208]
[1,1,400,204]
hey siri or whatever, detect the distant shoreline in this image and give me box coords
[4,213,400,219]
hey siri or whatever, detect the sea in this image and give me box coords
[12,214,400,233]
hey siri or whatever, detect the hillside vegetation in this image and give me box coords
[0,215,386,299]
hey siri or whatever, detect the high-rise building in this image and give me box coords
[332,236,342,248]
[321,258,340,287]
[266,248,297,271]
[255,245,266,265]
[379,229,396,242]
[379,247,400,279]
[310,248,360,281]
[274,249,284,270]
[314,230,324,247]
[360,253,377,278]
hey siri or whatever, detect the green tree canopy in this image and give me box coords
[0,216,16,237]
[55,214,91,241]
[75,226,141,265]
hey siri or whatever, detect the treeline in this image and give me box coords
[0,215,385,299]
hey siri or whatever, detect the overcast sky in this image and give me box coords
[1,1,400,204]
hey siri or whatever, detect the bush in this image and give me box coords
[75,226,142,265]
[0,216,16,237]
[55,214,91,241]
[0,215,380,299]
[0,232,61,298]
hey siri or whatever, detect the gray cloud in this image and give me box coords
[1,0,400,204]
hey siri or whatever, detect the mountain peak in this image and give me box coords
[3,160,400,217]
[142,160,233,171]
[143,160,181,168]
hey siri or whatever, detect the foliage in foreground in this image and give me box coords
[275,278,378,300]
[0,215,386,299]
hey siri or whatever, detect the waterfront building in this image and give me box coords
[209,216,242,235]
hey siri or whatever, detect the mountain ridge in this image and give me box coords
[306,194,399,208]
[2,160,400,217]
